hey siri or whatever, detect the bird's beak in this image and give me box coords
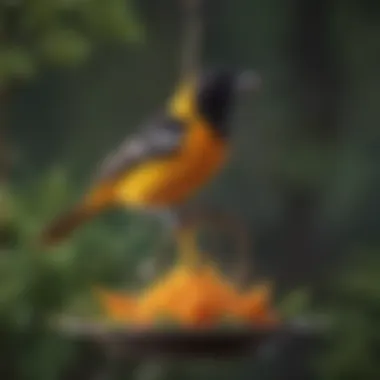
[236,70,262,93]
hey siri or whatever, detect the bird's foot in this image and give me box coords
[176,225,202,267]
[158,208,204,267]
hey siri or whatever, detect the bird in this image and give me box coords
[40,68,260,247]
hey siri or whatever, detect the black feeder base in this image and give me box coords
[55,317,323,359]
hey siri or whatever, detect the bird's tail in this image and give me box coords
[40,203,98,246]
[40,184,117,247]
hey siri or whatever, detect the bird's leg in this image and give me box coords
[160,209,202,267]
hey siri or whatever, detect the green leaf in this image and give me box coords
[38,29,92,67]
[80,0,144,43]
[0,48,36,81]
[6,48,36,80]
[21,0,59,31]
[19,333,75,380]
[278,287,311,317]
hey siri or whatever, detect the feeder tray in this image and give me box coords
[54,317,321,359]
[54,210,326,358]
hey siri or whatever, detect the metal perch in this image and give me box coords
[53,316,328,360]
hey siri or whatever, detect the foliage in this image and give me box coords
[0,0,144,85]
[277,287,312,319]
[0,169,164,379]
[316,251,380,380]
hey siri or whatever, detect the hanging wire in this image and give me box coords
[180,0,204,78]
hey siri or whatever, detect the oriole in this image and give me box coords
[41,68,260,245]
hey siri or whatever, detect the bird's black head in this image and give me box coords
[196,68,261,138]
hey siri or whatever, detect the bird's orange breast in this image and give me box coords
[114,121,227,209]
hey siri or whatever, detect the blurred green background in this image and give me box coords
[1,0,379,379]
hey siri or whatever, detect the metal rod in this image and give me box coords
[180,0,203,78]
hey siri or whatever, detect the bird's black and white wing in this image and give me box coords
[93,116,186,184]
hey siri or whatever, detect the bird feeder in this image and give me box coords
[54,209,321,362]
